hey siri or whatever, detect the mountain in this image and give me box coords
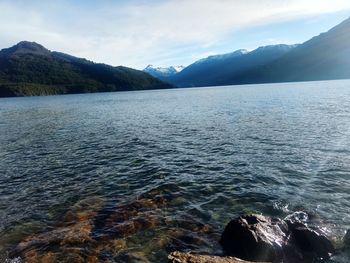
[167,45,297,87]
[192,49,249,65]
[230,17,350,84]
[143,65,184,80]
[0,41,174,97]
[167,17,350,87]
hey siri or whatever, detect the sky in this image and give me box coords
[0,0,350,69]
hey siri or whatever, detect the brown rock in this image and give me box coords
[13,217,94,255]
[10,189,169,262]
[168,252,267,263]
[10,196,105,261]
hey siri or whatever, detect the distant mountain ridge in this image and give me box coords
[230,17,350,84]
[167,44,298,87]
[193,49,249,65]
[163,17,350,87]
[143,65,184,80]
[0,41,174,97]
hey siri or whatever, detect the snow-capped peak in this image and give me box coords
[144,65,184,78]
[172,65,185,72]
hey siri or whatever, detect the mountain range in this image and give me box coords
[231,17,350,84]
[1,17,350,97]
[0,42,173,97]
[159,17,350,87]
[166,45,298,87]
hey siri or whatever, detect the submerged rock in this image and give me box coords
[115,251,151,263]
[10,196,105,262]
[9,184,212,262]
[168,251,262,263]
[10,194,163,262]
[219,214,335,262]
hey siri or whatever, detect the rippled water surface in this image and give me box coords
[1,80,350,262]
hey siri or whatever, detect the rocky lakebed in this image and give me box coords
[6,190,350,263]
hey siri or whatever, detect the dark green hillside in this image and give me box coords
[0,41,174,97]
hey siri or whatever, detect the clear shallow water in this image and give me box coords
[0,80,350,262]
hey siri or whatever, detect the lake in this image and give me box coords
[0,80,350,262]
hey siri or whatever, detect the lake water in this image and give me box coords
[0,80,350,262]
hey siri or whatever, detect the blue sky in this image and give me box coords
[0,0,349,69]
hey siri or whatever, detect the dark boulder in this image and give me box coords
[220,214,335,262]
[287,221,335,259]
[344,230,350,249]
[220,214,288,262]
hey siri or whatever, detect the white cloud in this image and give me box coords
[0,0,349,69]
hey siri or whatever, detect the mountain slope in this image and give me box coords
[143,65,184,80]
[0,41,174,97]
[167,45,297,87]
[231,17,350,84]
